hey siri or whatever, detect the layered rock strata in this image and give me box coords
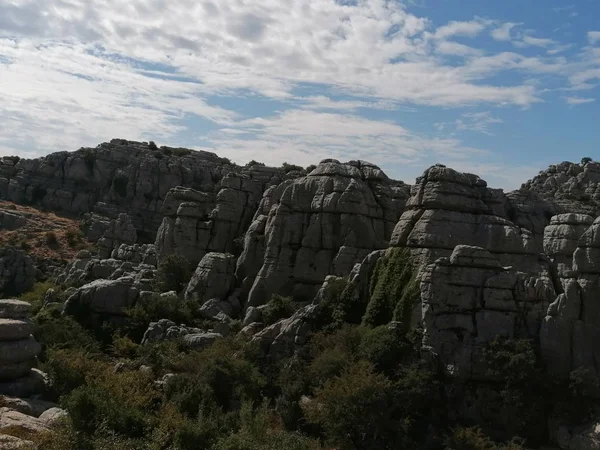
[237,159,410,307]
[0,300,44,397]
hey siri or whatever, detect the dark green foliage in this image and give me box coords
[45,231,59,248]
[246,160,265,167]
[581,157,593,165]
[444,427,530,450]
[154,254,194,293]
[113,174,128,198]
[306,164,317,173]
[154,150,164,159]
[281,162,304,173]
[262,295,294,325]
[65,228,83,248]
[363,247,419,327]
[124,293,198,343]
[148,141,158,150]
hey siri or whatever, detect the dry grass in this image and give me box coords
[0,201,92,261]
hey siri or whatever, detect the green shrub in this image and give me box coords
[306,164,317,173]
[65,228,83,248]
[124,293,197,342]
[262,295,294,325]
[45,231,59,248]
[245,160,265,167]
[19,281,58,314]
[358,325,416,375]
[363,247,419,328]
[215,400,321,450]
[154,254,194,294]
[444,427,530,450]
[280,162,304,173]
[581,157,593,165]
[148,141,158,150]
[303,360,409,450]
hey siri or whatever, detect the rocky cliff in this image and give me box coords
[2,141,600,448]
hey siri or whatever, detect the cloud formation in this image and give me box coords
[0,0,598,189]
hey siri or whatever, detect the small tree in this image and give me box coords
[154,254,194,293]
[581,157,593,165]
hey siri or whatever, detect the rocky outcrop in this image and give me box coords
[97,213,137,258]
[0,248,35,296]
[0,300,45,398]
[544,214,594,279]
[390,165,538,273]
[237,159,410,307]
[141,319,203,345]
[63,276,146,318]
[184,253,237,305]
[155,174,265,266]
[541,217,600,380]
[0,139,285,241]
[421,245,555,381]
[56,245,157,287]
[506,160,600,244]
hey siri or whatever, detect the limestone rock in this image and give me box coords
[0,434,35,449]
[185,253,236,305]
[0,406,50,435]
[544,214,594,277]
[239,160,410,307]
[97,213,137,258]
[38,407,68,426]
[390,165,538,273]
[0,319,35,341]
[63,277,140,317]
[0,301,31,320]
[182,332,222,350]
[421,245,554,381]
[0,397,58,418]
[0,248,35,296]
[156,175,264,267]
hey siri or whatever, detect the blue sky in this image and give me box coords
[1,0,600,189]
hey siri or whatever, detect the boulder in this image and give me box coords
[0,406,50,435]
[63,276,140,317]
[0,248,35,296]
[0,434,35,449]
[182,332,222,350]
[185,253,236,305]
[0,319,35,341]
[38,407,68,426]
[0,301,31,320]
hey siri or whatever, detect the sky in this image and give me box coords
[1,0,600,190]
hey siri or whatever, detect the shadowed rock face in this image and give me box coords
[236,159,411,307]
[0,139,284,241]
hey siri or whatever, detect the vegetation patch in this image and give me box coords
[363,247,419,328]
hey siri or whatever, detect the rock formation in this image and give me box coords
[0,300,45,398]
[237,159,410,307]
[155,173,264,266]
[0,248,35,296]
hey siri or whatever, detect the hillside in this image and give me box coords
[0,141,599,449]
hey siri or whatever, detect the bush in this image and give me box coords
[363,248,419,328]
[65,228,83,248]
[262,295,294,325]
[246,160,265,167]
[154,254,194,294]
[581,157,593,165]
[45,231,59,248]
[281,162,304,173]
[306,164,317,173]
[303,360,409,449]
[19,281,58,314]
[148,141,158,150]
[444,427,530,450]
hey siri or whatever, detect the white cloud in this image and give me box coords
[565,97,596,105]
[434,20,488,40]
[0,0,596,189]
[491,23,519,41]
[588,32,600,45]
[519,36,556,48]
[437,41,483,57]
